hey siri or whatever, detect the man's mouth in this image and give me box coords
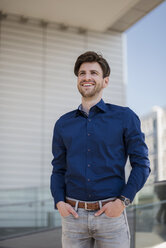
[81,82,95,87]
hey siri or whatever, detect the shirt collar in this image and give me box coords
[75,98,107,117]
[95,98,107,113]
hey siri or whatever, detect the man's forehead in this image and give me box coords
[79,62,102,72]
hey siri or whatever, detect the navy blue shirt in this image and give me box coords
[50,99,150,207]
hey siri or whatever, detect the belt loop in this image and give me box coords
[99,200,102,209]
[75,200,79,211]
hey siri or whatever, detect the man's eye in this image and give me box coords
[91,71,97,74]
[79,72,85,75]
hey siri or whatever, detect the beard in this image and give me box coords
[77,80,104,98]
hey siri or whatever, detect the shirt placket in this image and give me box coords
[86,114,94,200]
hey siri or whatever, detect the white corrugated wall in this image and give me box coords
[0,14,126,190]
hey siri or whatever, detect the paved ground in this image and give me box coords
[0,227,166,248]
[135,232,165,248]
[0,228,62,248]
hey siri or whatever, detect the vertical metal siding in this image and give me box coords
[0,15,126,190]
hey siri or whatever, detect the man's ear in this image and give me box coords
[103,77,109,88]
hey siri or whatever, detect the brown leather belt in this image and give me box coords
[66,199,115,211]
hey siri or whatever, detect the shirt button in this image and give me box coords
[89,194,91,198]
[88,149,91,152]
[88,119,91,122]
[88,133,90,136]
[88,179,90,182]
[88,164,91,167]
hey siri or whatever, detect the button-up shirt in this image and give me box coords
[50,99,150,207]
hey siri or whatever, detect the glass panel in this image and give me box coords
[0,187,61,240]
[133,181,166,248]
[1,183,166,247]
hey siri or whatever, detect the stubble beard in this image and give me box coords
[78,82,104,98]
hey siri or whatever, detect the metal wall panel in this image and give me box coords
[0,15,126,190]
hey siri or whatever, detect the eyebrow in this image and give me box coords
[78,70,100,74]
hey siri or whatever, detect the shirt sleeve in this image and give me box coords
[50,119,66,209]
[121,108,151,202]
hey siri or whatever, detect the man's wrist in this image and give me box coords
[116,198,126,208]
[56,201,65,209]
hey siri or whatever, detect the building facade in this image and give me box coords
[141,106,166,183]
[0,14,127,191]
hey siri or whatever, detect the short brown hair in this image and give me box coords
[74,51,111,78]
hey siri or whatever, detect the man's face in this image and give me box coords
[77,62,109,99]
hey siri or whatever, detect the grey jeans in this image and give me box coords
[62,208,130,248]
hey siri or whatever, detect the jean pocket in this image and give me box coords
[62,213,72,219]
[103,212,123,219]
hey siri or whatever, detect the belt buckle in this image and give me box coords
[85,202,91,211]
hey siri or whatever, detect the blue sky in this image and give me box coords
[125,1,166,117]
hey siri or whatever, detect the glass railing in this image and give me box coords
[0,182,166,248]
[134,200,166,248]
[128,180,166,248]
[0,186,61,240]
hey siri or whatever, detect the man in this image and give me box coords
[50,51,150,248]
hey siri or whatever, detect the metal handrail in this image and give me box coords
[0,198,53,208]
[128,199,166,210]
[1,198,166,209]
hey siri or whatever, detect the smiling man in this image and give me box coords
[50,51,150,248]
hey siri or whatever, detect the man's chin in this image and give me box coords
[80,92,96,98]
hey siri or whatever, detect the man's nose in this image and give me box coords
[84,73,91,81]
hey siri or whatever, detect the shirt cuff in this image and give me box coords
[53,195,65,209]
[120,186,137,202]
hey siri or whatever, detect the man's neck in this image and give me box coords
[81,96,102,115]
